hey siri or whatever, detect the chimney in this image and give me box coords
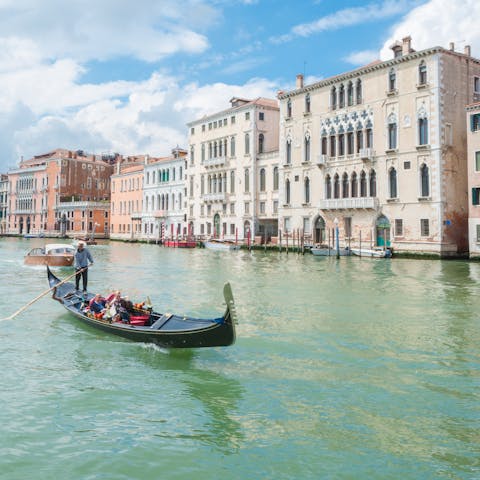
[402,36,412,55]
[116,160,120,175]
[296,74,304,89]
[465,45,471,57]
[449,42,455,51]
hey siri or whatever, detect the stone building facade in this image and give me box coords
[7,149,113,237]
[186,97,279,242]
[0,174,8,234]
[467,102,480,257]
[278,38,480,257]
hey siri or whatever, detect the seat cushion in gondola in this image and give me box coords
[129,315,149,326]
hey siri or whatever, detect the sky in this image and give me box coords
[1,0,480,172]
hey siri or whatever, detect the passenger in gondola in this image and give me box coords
[89,294,106,314]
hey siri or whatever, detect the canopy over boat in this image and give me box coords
[47,267,237,348]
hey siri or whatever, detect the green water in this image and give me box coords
[0,238,479,479]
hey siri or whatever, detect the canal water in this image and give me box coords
[0,237,479,479]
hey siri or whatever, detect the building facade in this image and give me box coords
[7,149,114,237]
[186,97,280,242]
[278,37,480,257]
[0,174,8,234]
[142,148,188,242]
[110,159,145,241]
[467,102,480,257]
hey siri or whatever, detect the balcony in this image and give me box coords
[318,197,379,210]
[203,156,226,168]
[316,154,328,167]
[152,210,166,218]
[203,192,226,203]
[359,148,375,161]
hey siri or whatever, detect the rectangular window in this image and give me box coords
[395,219,403,236]
[231,116,236,124]
[474,77,480,93]
[202,124,205,132]
[200,205,204,216]
[476,224,480,242]
[471,113,480,132]
[245,112,250,121]
[259,112,264,121]
[403,161,411,169]
[472,187,480,206]
[200,223,205,234]
[230,224,235,235]
[273,200,278,214]
[476,152,480,172]
[303,217,311,234]
[244,201,250,214]
[420,219,429,236]
[230,202,235,214]
[190,127,195,135]
[260,201,266,214]
[284,217,291,232]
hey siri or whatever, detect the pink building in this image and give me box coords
[467,102,480,257]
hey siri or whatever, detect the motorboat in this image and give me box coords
[25,243,75,267]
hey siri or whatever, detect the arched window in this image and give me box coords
[287,99,292,117]
[285,179,291,204]
[286,139,292,164]
[356,79,362,104]
[230,170,235,193]
[389,68,396,92]
[214,141,218,158]
[347,81,354,106]
[389,167,397,198]
[331,86,337,109]
[347,131,354,155]
[334,174,340,199]
[419,61,427,85]
[273,166,279,190]
[338,133,345,156]
[230,137,235,156]
[245,133,250,154]
[304,177,310,204]
[369,169,377,197]
[388,113,397,149]
[321,136,328,155]
[305,93,311,113]
[330,134,336,157]
[190,146,195,165]
[342,172,349,198]
[418,110,429,145]
[304,134,311,162]
[339,84,345,108]
[258,133,264,153]
[356,128,363,153]
[325,175,332,199]
[360,170,367,197]
[351,172,358,197]
[208,142,213,159]
[420,164,429,197]
[260,168,266,191]
[244,168,250,193]
[201,144,205,162]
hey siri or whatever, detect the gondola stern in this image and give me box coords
[223,282,238,326]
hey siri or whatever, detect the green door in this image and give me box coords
[376,215,391,247]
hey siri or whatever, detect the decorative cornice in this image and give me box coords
[278,46,480,100]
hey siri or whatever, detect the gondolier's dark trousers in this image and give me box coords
[75,267,88,292]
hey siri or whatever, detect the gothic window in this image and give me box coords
[387,114,397,149]
[305,93,311,113]
[244,168,250,193]
[351,172,358,197]
[325,175,332,199]
[286,139,292,164]
[360,171,367,197]
[287,99,292,117]
[347,81,354,106]
[331,87,337,109]
[285,179,291,204]
[230,136,236,156]
[260,168,266,191]
[230,170,235,193]
[342,172,349,198]
[418,110,429,145]
[389,167,397,198]
[420,164,429,197]
[304,177,310,204]
[273,166,279,190]
[304,134,311,162]
[321,136,328,155]
[339,84,345,108]
[356,79,362,104]
[369,169,377,197]
[245,133,250,154]
[334,174,340,199]
[389,68,396,92]
[419,61,427,85]
[258,133,264,153]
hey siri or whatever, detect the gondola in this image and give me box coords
[47,267,237,348]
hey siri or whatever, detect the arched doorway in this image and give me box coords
[213,213,221,238]
[376,215,391,247]
[19,217,24,234]
[314,216,326,244]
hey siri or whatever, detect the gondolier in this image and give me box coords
[74,241,94,293]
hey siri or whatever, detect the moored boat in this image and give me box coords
[47,267,237,348]
[163,238,197,248]
[350,247,392,258]
[25,243,75,267]
[310,245,351,256]
[204,239,240,251]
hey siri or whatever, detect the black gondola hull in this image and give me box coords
[47,267,237,348]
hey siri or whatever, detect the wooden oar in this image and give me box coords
[1,266,89,321]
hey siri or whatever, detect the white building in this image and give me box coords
[142,147,188,242]
[186,97,280,242]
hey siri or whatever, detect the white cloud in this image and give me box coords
[271,0,416,44]
[380,0,480,60]
[344,50,379,66]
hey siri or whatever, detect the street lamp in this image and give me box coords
[334,217,340,258]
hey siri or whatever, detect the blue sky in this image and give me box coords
[0,0,479,172]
